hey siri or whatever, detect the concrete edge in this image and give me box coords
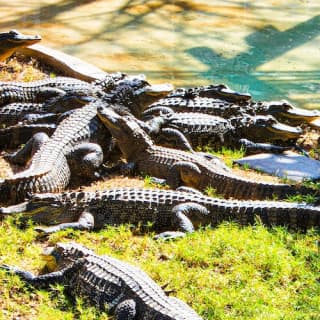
[17,44,107,82]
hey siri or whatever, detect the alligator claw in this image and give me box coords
[154,231,186,241]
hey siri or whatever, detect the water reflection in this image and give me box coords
[0,0,319,108]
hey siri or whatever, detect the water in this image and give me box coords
[1,0,320,109]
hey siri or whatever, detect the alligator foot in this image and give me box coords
[149,177,167,186]
[154,231,186,240]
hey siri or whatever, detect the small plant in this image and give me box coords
[285,193,318,204]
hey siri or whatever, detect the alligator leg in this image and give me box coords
[155,202,209,240]
[154,128,194,152]
[67,142,104,181]
[166,161,201,189]
[114,299,136,320]
[35,211,94,234]
[22,113,58,124]
[5,132,49,165]
[239,138,298,155]
[0,262,80,287]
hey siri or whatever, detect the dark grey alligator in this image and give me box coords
[144,112,303,153]
[144,94,320,127]
[0,76,104,106]
[97,107,318,201]
[0,30,41,62]
[0,123,56,149]
[0,94,94,126]
[1,188,319,236]
[1,242,202,319]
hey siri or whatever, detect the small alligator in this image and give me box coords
[0,94,93,126]
[144,93,320,127]
[0,76,104,106]
[1,188,319,236]
[0,30,41,62]
[1,242,202,319]
[144,112,302,153]
[167,84,251,103]
[0,77,172,204]
[97,107,317,201]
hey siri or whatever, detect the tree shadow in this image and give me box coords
[185,15,320,101]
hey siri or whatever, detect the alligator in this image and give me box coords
[0,30,41,62]
[0,102,106,205]
[0,76,105,107]
[1,242,202,319]
[0,77,172,204]
[144,94,320,127]
[1,188,319,236]
[97,107,318,201]
[0,94,94,126]
[0,123,56,150]
[167,84,251,104]
[144,112,303,153]
[100,73,173,118]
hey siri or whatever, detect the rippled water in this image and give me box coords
[1,0,320,109]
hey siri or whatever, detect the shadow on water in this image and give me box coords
[186,15,320,102]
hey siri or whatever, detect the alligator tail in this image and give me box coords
[212,174,318,201]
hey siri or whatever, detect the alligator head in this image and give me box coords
[42,242,92,271]
[97,106,154,160]
[0,193,69,224]
[0,30,41,62]
[255,100,320,126]
[109,74,173,117]
[233,115,303,142]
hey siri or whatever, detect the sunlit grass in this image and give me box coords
[0,217,319,319]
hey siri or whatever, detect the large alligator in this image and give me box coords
[0,77,172,204]
[144,112,302,153]
[0,102,105,205]
[144,92,320,127]
[1,188,319,236]
[0,30,41,62]
[97,107,318,201]
[1,242,202,319]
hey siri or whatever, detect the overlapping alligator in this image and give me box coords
[0,76,172,204]
[97,107,318,201]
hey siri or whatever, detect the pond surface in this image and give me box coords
[1,0,320,109]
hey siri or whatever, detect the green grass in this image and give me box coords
[199,146,246,167]
[0,217,319,319]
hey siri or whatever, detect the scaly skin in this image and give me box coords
[1,242,202,319]
[0,77,173,205]
[97,107,318,201]
[145,90,320,127]
[0,30,41,62]
[1,188,319,235]
[0,76,103,106]
[145,112,302,151]
[0,102,106,205]
[0,123,56,149]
